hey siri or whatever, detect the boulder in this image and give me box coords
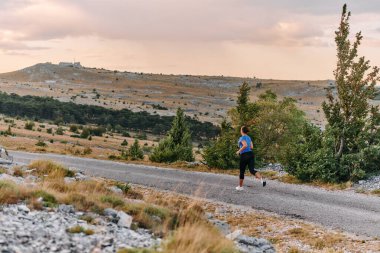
[117,211,133,228]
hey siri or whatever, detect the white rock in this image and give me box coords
[0,174,24,184]
[117,211,133,228]
[17,205,30,213]
[108,186,123,194]
[64,177,75,184]
[226,229,243,240]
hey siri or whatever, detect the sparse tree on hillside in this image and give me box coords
[128,139,144,160]
[150,108,194,163]
[236,81,251,126]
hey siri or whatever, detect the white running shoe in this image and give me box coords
[235,186,244,191]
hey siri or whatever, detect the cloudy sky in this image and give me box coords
[0,0,380,80]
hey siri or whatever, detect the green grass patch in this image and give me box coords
[32,190,57,207]
[100,195,125,208]
[66,225,94,235]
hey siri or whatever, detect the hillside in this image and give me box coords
[0,63,333,127]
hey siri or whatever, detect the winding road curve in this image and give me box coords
[11,150,380,237]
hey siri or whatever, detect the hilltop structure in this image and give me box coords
[59,61,82,68]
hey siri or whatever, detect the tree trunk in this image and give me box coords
[336,137,344,158]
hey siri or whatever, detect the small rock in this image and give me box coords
[209,219,231,235]
[58,204,75,214]
[17,205,30,214]
[74,172,88,181]
[236,235,275,253]
[108,186,123,194]
[226,229,242,240]
[104,208,118,219]
[64,177,75,184]
[117,211,133,228]
[101,237,114,248]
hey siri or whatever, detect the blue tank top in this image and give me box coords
[238,135,252,154]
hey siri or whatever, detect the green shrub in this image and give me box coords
[203,120,239,169]
[55,127,64,135]
[35,140,47,147]
[24,121,35,130]
[32,190,57,207]
[100,195,124,208]
[150,108,194,163]
[128,139,144,160]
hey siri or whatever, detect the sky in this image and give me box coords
[0,0,380,80]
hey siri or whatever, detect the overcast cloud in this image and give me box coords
[0,0,379,79]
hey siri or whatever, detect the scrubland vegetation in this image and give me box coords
[0,92,219,141]
[0,160,238,253]
[204,5,380,183]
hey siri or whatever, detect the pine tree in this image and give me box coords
[236,81,251,126]
[128,139,144,160]
[203,119,239,169]
[150,108,194,163]
[322,4,380,160]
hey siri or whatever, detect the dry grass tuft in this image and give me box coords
[371,189,380,196]
[0,181,30,204]
[12,167,24,177]
[29,160,74,178]
[66,225,94,235]
[163,223,238,253]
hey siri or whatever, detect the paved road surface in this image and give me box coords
[11,151,380,237]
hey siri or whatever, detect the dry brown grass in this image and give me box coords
[24,160,240,252]
[163,223,238,253]
[135,186,380,253]
[29,160,74,178]
[371,189,380,196]
[0,181,30,204]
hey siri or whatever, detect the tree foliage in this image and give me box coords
[128,139,144,160]
[0,92,219,141]
[288,4,380,182]
[150,108,194,163]
[203,120,239,169]
[205,85,307,169]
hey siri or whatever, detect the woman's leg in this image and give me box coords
[248,154,266,186]
[239,155,247,187]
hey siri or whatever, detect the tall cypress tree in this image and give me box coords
[322,4,380,159]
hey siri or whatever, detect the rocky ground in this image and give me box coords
[0,162,276,253]
[0,204,159,253]
[355,175,380,191]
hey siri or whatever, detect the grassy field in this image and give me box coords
[0,63,340,128]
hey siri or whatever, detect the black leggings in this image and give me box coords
[239,151,257,179]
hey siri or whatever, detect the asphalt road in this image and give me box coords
[11,151,380,237]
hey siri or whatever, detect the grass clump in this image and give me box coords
[100,195,125,208]
[29,160,75,178]
[118,249,156,253]
[32,190,57,207]
[79,215,95,224]
[163,223,238,253]
[0,181,29,204]
[371,189,380,196]
[13,167,24,177]
[66,225,94,235]
[115,182,131,194]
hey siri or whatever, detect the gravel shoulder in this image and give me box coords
[10,150,380,238]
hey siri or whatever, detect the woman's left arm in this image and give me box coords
[236,140,247,155]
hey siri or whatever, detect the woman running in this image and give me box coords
[236,126,266,191]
